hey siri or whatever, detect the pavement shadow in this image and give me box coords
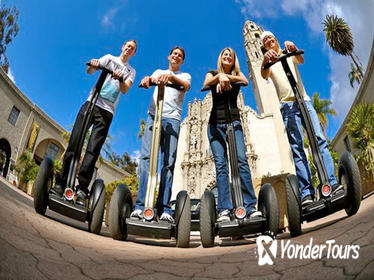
[125,236,201,248]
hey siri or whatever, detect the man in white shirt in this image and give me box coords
[131,46,191,223]
[260,31,340,207]
[52,40,137,207]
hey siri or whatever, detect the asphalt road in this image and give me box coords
[1,176,373,280]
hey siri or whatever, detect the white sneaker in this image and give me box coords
[217,210,231,222]
[130,209,143,219]
[160,212,175,223]
[248,210,262,219]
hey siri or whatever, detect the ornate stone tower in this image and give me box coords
[243,20,295,174]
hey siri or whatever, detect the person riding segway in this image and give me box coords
[33,40,137,233]
[199,47,279,247]
[261,31,361,236]
[108,47,192,247]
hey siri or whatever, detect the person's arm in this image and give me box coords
[168,74,191,91]
[203,71,232,91]
[139,70,159,89]
[119,79,133,95]
[225,72,248,86]
[261,49,278,79]
[284,41,304,64]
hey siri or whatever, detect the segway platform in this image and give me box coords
[217,216,267,237]
[302,188,346,222]
[48,192,87,222]
[126,218,175,239]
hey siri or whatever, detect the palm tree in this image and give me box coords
[346,103,374,179]
[348,63,362,88]
[323,14,364,79]
[312,92,337,136]
[137,118,146,139]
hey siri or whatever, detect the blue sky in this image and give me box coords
[5,0,374,161]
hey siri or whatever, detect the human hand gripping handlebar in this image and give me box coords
[85,62,128,83]
[138,81,185,91]
[201,81,248,92]
[263,50,304,70]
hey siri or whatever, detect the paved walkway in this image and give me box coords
[1,177,373,279]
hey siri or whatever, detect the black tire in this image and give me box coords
[175,191,191,248]
[339,151,362,216]
[199,190,216,248]
[88,179,106,234]
[34,157,53,215]
[108,184,132,240]
[258,183,279,237]
[285,175,302,237]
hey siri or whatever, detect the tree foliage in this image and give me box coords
[108,151,138,175]
[323,14,364,80]
[346,103,374,179]
[312,92,337,136]
[105,174,138,204]
[348,63,362,88]
[15,150,38,186]
[0,5,19,70]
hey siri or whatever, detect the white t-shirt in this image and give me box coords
[268,57,310,103]
[147,69,191,121]
[87,54,136,115]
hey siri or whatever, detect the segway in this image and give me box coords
[263,50,362,237]
[33,61,126,233]
[199,82,279,247]
[108,82,191,248]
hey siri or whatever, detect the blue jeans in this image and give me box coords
[208,121,257,214]
[135,114,180,215]
[281,101,338,199]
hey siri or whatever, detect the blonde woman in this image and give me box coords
[203,47,261,222]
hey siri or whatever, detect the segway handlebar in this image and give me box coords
[201,81,248,92]
[85,62,126,83]
[263,50,304,70]
[138,81,184,91]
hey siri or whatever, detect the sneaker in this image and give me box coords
[247,210,262,219]
[301,195,314,207]
[332,184,344,194]
[50,184,64,196]
[217,209,231,223]
[160,212,175,223]
[76,189,88,207]
[130,209,143,220]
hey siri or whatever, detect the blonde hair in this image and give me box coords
[217,47,241,76]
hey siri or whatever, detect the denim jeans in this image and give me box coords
[135,114,180,215]
[281,101,338,199]
[208,120,257,214]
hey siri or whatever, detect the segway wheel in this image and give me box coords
[34,157,53,215]
[108,184,132,240]
[338,151,362,216]
[285,175,302,237]
[200,190,216,248]
[175,191,191,248]
[258,183,279,237]
[88,179,106,234]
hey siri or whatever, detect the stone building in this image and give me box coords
[172,20,297,229]
[0,68,128,188]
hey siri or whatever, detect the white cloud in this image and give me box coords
[131,149,141,165]
[7,67,15,83]
[234,0,374,133]
[101,8,118,27]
